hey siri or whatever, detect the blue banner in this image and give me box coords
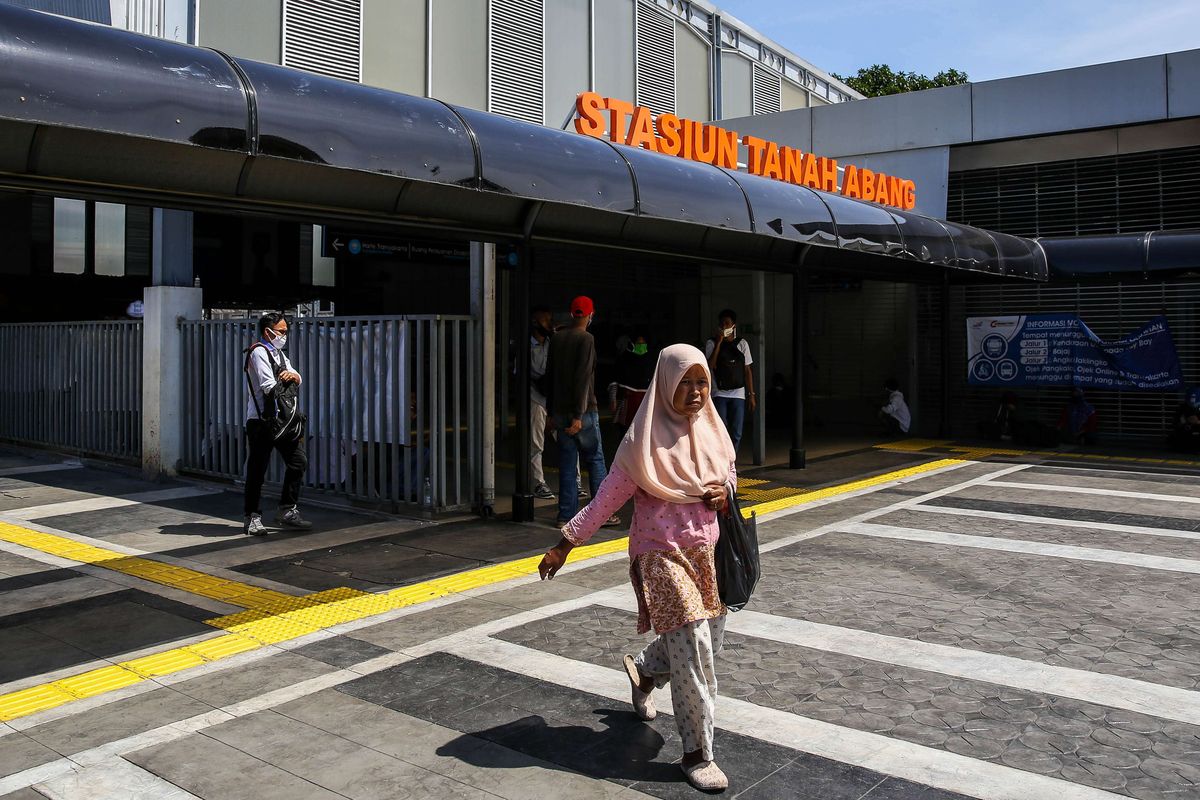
[966,314,1183,390]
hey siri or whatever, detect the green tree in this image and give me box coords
[832,65,969,98]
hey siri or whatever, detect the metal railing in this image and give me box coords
[179,316,478,512]
[0,321,143,460]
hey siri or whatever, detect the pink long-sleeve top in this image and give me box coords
[562,463,737,557]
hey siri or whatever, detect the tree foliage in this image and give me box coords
[832,65,969,98]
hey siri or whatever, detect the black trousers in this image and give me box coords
[244,419,308,516]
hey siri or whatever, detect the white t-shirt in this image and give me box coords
[882,389,912,433]
[530,335,550,407]
[245,343,299,422]
[704,338,754,400]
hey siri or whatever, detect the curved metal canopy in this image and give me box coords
[0,5,1046,281]
[1038,231,1200,279]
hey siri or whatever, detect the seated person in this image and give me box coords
[980,391,1021,441]
[1168,387,1200,453]
[878,378,911,436]
[1057,387,1099,445]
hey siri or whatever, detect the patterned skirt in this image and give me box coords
[630,543,725,635]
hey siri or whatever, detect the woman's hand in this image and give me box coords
[701,484,727,512]
[538,538,575,580]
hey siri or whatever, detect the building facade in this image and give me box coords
[726,51,1200,443]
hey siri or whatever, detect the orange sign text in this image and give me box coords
[573,92,916,210]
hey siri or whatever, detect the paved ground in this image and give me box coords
[2,443,1200,799]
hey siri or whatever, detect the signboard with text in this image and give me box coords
[966,314,1183,390]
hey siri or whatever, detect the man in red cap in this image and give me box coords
[546,296,620,527]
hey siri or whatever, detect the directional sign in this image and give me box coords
[322,229,469,264]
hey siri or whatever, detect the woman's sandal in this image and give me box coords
[681,760,729,792]
[622,654,656,721]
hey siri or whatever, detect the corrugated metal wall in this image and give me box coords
[918,280,1200,443]
[807,281,916,429]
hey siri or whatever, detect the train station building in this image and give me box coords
[0,1,1193,521]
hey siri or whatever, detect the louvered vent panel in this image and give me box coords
[751,66,781,115]
[947,145,1200,237]
[917,280,1200,443]
[283,0,361,82]
[635,2,675,115]
[489,0,544,124]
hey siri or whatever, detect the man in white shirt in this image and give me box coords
[879,378,912,435]
[704,309,756,452]
[243,312,311,535]
[529,308,556,500]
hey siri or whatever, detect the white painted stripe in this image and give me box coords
[0,760,77,796]
[986,479,1200,505]
[907,504,1200,541]
[0,463,82,478]
[34,755,203,799]
[755,463,1035,557]
[7,486,222,521]
[590,592,1200,726]
[732,608,1200,727]
[445,637,1124,800]
[841,521,1200,575]
[1027,463,1200,481]
[753,458,977,524]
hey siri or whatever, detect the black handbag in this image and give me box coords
[715,486,760,612]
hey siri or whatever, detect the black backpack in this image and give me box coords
[710,337,747,391]
[244,343,305,442]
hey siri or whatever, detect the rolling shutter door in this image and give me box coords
[917,280,1200,443]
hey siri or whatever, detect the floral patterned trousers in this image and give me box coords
[634,615,727,762]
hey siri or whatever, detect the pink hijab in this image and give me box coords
[612,343,737,503]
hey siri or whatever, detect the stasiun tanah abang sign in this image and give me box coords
[572,91,917,210]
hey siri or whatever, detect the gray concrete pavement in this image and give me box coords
[2,445,1200,798]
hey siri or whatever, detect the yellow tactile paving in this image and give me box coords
[0,454,965,723]
[0,521,295,612]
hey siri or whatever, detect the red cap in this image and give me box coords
[570,296,595,317]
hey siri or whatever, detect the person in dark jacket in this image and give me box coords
[609,333,656,429]
[547,296,620,528]
[704,309,755,452]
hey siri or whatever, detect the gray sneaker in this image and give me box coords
[277,506,313,530]
[244,514,268,536]
[577,487,590,500]
[533,483,556,500]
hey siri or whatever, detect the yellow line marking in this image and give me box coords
[0,455,962,723]
[0,522,295,611]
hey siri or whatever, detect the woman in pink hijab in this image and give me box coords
[539,343,737,792]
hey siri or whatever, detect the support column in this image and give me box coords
[512,243,534,522]
[151,209,194,287]
[752,270,766,466]
[789,268,807,470]
[939,274,951,438]
[142,286,202,478]
[471,242,497,516]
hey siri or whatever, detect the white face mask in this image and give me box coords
[723,326,735,338]
[269,330,288,349]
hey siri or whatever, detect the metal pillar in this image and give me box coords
[752,270,766,466]
[512,243,535,522]
[471,242,497,515]
[789,267,807,469]
[151,209,193,287]
[939,273,951,438]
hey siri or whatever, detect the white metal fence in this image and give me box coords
[179,316,479,512]
[0,321,143,460]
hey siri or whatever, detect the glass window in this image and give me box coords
[94,202,126,277]
[53,198,86,275]
[313,225,336,287]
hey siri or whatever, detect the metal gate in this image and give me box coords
[918,280,1200,443]
[179,316,479,512]
[0,321,143,460]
